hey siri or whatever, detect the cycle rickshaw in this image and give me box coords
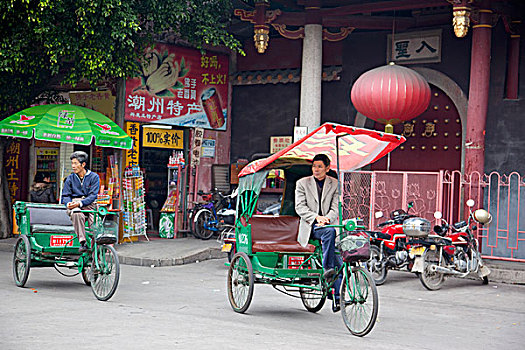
[12,202,120,301]
[227,122,405,336]
[1,103,133,302]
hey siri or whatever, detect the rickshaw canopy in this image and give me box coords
[235,122,405,220]
[239,123,405,177]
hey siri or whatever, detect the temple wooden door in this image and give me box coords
[371,85,462,172]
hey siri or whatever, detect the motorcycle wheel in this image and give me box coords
[419,248,445,290]
[367,245,388,285]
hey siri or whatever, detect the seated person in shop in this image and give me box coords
[61,151,100,252]
[30,171,56,203]
[295,153,342,312]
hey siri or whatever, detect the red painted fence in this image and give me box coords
[342,170,525,262]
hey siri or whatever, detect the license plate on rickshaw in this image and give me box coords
[50,235,74,247]
[410,246,425,256]
[221,243,232,252]
[288,256,309,269]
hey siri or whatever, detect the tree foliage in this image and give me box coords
[0,0,241,113]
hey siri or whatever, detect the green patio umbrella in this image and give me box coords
[0,104,132,149]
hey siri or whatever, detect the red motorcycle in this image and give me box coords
[409,199,491,290]
[367,202,421,285]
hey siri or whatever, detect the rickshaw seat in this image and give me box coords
[28,206,75,234]
[250,215,315,253]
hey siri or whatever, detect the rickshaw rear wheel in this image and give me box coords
[227,252,254,313]
[341,266,378,337]
[90,245,120,301]
[13,235,31,287]
[300,285,326,313]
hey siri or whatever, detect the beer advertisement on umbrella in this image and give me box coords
[124,43,229,130]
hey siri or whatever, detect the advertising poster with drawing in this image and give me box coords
[125,43,229,130]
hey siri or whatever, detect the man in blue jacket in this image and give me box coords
[61,151,100,252]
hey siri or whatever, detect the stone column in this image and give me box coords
[299,23,323,132]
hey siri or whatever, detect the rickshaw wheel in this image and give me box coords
[90,245,120,301]
[227,252,254,313]
[13,235,31,287]
[341,266,378,337]
[81,267,91,286]
[300,285,326,313]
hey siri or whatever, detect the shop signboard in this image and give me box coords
[201,139,216,158]
[142,128,183,149]
[125,43,229,131]
[191,128,204,167]
[4,139,29,203]
[125,122,140,168]
[270,136,292,153]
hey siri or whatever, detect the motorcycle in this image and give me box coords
[367,201,421,285]
[409,199,491,290]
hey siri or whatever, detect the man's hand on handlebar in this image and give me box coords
[316,216,330,226]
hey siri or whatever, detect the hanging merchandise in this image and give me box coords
[122,165,149,242]
[159,151,185,238]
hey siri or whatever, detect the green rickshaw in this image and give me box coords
[2,104,133,301]
[226,122,405,336]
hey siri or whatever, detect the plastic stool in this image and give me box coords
[146,209,154,231]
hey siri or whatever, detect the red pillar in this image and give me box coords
[506,31,520,100]
[464,7,493,178]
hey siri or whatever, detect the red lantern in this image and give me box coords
[350,63,431,133]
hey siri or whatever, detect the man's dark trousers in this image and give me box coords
[312,225,342,299]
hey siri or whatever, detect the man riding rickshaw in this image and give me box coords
[226,122,405,336]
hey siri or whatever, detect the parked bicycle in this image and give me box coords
[190,188,236,240]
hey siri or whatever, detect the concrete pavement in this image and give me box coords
[1,233,524,284]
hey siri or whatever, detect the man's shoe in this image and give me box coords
[79,241,89,253]
[332,299,341,313]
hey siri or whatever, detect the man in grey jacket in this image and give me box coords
[295,153,342,312]
[61,151,100,252]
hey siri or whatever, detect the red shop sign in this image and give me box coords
[125,43,229,131]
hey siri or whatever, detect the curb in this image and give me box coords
[117,247,226,267]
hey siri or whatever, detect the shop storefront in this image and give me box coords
[124,42,233,236]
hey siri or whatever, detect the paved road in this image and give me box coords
[1,251,524,349]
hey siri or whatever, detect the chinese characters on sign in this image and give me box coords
[387,30,441,64]
[4,140,28,203]
[191,128,204,167]
[270,136,293,154]
[125,122,140,168]
[125,43,229,130]
[142,128,183,149]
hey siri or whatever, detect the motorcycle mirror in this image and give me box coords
[434,225,443,235]
[434,211,443,219]
[472,225,478,231]
[375,211,384,219]
[408,201,414,208]
[466,199,475,207]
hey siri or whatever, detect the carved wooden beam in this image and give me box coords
[271,24,305,40]
[234,8,282,24]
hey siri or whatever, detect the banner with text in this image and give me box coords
[125,43,229,131]
[142,128,183,149]
[125,122,140,168]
